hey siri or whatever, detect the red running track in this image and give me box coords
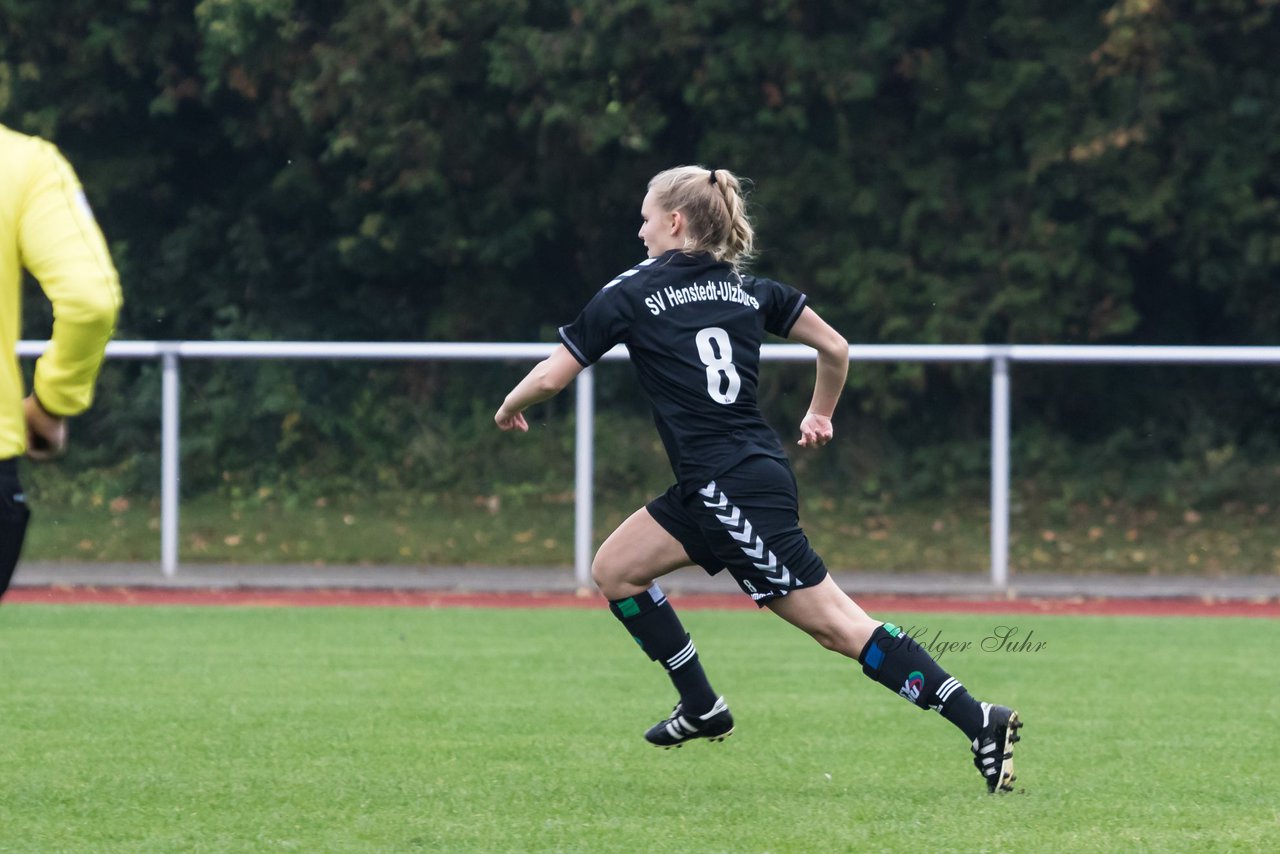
[6,585,1280,617]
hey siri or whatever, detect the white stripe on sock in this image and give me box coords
[667,640,696,670]
[937,677,962,704]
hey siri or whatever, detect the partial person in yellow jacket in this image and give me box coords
[1,123,122,599]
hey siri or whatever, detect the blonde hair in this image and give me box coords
[647,165,755,269]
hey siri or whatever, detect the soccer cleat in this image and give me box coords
[644,696,735,748]
[971,702,1022,793]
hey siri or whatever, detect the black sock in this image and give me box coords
[857,622,985,741]
[608,585,718,716]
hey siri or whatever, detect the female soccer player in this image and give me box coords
[495,166,1021,792]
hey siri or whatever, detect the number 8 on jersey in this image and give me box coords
[696,326,741,404]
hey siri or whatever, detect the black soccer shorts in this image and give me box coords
[0,458,31,600]
[647,454,828,607]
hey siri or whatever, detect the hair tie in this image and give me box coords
[708,168,718,186]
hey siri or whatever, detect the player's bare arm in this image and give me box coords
[786,306,848,448]
[495,344,585,432]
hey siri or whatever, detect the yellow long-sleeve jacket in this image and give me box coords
[1,123,122,459]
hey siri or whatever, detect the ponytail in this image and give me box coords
[648,166,755,270]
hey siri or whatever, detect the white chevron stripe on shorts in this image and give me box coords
[699,482,794,587]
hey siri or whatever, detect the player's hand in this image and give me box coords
[494,407,529,433]
[23,395,68,460]
[797,412,833,448]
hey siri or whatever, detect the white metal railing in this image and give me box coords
[17,340,1280,588]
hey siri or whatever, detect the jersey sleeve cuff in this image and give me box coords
[31,390,71,419]
[557,327,593,367]
[779,293,807,338]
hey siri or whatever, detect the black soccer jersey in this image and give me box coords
[559,249,807,493]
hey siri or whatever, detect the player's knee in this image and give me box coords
[589,554,614,590]
[845,613,879,652]
[806,625,840,652]
[814,624,855,660]
[592,555,658,600]
[807,618,868,659]
[590,551,632,596]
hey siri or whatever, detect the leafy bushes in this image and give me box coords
[4,0,1280,505]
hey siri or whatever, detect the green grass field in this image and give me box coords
[1,605,1276,852]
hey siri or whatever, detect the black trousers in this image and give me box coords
[0,458,31,600]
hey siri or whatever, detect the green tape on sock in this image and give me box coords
[617,597,641,618]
